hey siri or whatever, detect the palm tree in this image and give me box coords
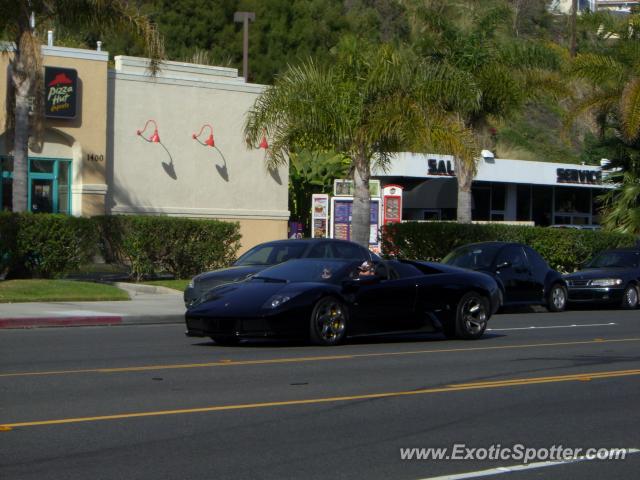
[1,1,163,212]
[410,0,565,222]
[245,37,477,247]
[567,11,640,233]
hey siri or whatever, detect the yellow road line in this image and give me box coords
[2,367,639,429]
[2,337,640,378]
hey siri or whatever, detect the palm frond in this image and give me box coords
[571,53,626,86]
[620,76,640,142]
[562,90,619,139]
[48,0,164,72]
[417,61,480,115]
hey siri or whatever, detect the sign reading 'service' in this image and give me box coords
[44,67,78,119]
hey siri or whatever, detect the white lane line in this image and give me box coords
[488,323,617,331]
[415,449,640,480]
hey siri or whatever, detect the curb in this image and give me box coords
[0,314,184,329]
[110,282,183,295]
[0,316,122,329]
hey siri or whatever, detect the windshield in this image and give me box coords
[586,251,639,269]
[234,243,307,266]
[442,245,501,270]
[252,259,355,284]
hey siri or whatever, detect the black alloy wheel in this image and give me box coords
[309,296,348,346]
[444,291,489,340]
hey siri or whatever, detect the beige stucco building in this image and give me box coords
[1,45,109,216]
[1,45,289,252]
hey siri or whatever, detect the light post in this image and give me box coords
[234,11,255,82]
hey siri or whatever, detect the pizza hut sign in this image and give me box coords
[44,67,78,119]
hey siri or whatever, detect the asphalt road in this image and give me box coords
[1,308,639,480]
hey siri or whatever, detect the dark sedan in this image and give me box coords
[184,238,375,306]
[442,242,567,312]
[185,258,500,345]
[564,249,640,309]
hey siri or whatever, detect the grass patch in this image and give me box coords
[0,280,130,303]
[140,279,190,291]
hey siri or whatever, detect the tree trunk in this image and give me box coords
[11,66,31,213]
[455,157,474,224]
[351,151,371,247]
[456,182,473,224]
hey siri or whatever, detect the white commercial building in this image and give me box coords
[374,153,611,226]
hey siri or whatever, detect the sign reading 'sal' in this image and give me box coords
[44,67,78,119]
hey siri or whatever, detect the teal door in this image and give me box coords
[27,158,71,214]
[0,156,71,213]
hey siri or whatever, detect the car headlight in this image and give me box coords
[263,294,295,309]
[589,278,623,287]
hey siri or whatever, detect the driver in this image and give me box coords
[358,260,376,277]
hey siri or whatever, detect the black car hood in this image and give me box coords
[187,281,327,317]
[564,268,634,280]
[195,265,266,285]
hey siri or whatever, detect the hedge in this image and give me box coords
[0,214,241,280]
[381,222,637,273]
[95,215,241,281]
[0,213,98,278]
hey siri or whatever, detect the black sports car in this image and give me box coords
[441,242,567,312]
[184,239,376,306]
[185,258,500,345]
[564,249,640,309]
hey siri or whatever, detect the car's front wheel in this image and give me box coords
[309,296,348,346]
[444,291,489,340]
[547,283,567,312]
[621,284,639,309]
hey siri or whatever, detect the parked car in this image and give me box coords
[564,248,640,309]
[441,242,567,311]
[184,239,377,307]
[185,258,500,345]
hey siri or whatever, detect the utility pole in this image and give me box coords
[234,11,255,82]
[570,0,578,58]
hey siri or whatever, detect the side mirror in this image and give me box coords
[495,261,511,271]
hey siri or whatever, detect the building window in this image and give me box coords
[490,183,506,220]
[0,156,72,214]
[516,184,532,221]
[423,209,441,221]
[532,185,553,226]
[472,186,491,221]
[554,187,592,225]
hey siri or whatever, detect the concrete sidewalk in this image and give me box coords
[0,284,185,329]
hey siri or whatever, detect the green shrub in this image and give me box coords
[0,213,20,278]
[381,222,636,273]
[95,215,241,280]
[4,213,98,278]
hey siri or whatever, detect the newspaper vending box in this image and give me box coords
[382,184,403,225]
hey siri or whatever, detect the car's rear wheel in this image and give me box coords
[621,284,639,309]
[309,296,347,346]
[547,283,567,312]
[444,292,489,340]
[210,335,240,346]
